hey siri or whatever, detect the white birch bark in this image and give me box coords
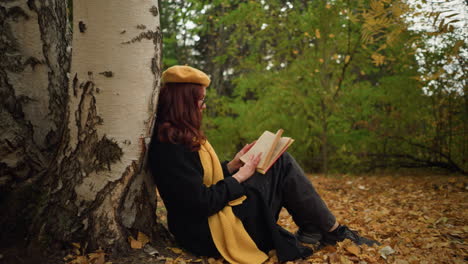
[0,0,163,255]
[0,0,68,186]
[57,0,161,251]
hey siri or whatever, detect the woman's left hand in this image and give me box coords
[227,141,256,174]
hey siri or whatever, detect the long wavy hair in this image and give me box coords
[153,82,206,151]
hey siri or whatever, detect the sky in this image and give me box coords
[405,0,467,95]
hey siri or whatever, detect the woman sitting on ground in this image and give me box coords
[148,65,379,263]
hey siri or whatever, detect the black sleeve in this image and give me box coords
[149,142,245,217]
[221,161,234,178]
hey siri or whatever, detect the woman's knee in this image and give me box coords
[279,152,302,171]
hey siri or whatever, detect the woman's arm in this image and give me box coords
[149,142,245,217]
[221,161,234,178]
[226,141,256,173]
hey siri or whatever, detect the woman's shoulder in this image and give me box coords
[148,138,202,171]
[149,138,198,160]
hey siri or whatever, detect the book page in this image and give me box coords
[240,130,276,168]
[270,137,293,162]
[258,138,294,174]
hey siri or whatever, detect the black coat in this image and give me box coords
[148,140,312,262]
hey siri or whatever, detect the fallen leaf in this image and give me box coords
[64,254,74,261]
[67,255,88,264]
[72,242,81,249]
[345,244,361,256]
[167,247,183,254]
[379,245,395,259]
[128,236,143,249]
[394,259,409,264]
[88,251,105,264]
[137,231,150,246]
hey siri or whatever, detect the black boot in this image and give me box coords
[322,225,380,246]
[296,229,322,245]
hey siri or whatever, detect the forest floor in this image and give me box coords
[100,173,466,264]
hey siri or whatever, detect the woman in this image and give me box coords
[148,65,378,263]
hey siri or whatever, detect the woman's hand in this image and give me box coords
[227,141,256,174]
[232,152,262,183]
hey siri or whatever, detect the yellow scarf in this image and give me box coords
[198,141,268,264]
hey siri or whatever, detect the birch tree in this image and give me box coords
[0,0,163,257]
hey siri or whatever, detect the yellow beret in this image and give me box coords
[162,65,211,87]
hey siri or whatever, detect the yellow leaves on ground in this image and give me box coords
[88,251,106,264]
[343,241,360,256]
[315,29,321,39]
[153,174,466,263]
[156,257,205,264]
[163,256,203,264]
[64,246,109,264]
[302,174,467,263]
[137,232,150,245]
[128,236,142,249]
[207,257,224,264]
[167,247,183,254]
[128,231,150,249]
[72,242,81,249]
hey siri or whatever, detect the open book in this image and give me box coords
[240,129,294,174]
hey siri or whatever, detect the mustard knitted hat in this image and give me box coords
[162,65,211,87]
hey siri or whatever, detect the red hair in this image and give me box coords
[155,82,206,151]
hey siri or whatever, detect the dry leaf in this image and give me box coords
[340,255,354,264]
[345,244,361,256]
[88,251,105,264]
[167,247,183,254]
[128,236,143,249]
[379,245,395,260]
[72,242,81,249]
[137,231,150,246]
[67,255,88,264]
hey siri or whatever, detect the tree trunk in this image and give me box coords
[1,0,71,248]
[0,0,163,260]
[320,101,329,175]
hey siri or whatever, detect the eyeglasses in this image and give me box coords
[199,97,207,106]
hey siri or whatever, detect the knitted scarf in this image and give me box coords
[198,141,268,264]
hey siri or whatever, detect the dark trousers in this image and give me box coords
[243,152,336,234]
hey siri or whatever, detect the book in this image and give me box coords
[240,129,294,174]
